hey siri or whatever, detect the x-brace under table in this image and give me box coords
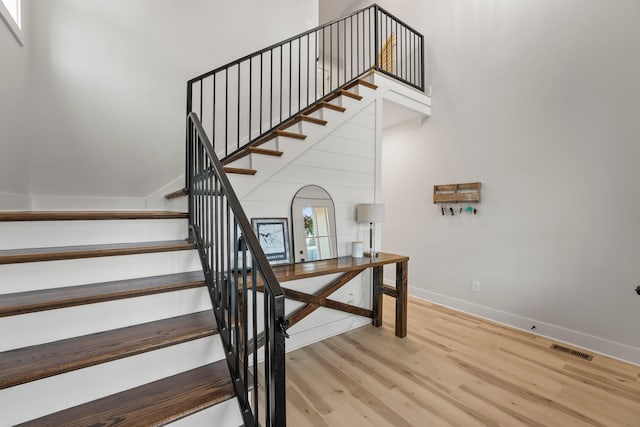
[269,253,409,338]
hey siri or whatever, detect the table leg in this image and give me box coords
[395,260,408,337]
[372,266,383,327]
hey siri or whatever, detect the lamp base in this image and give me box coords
[363,251,380,258]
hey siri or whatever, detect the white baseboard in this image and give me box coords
[286,314,371,354]
[0,191,31,210]
[406,286,640,367]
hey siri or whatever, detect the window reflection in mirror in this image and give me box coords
[292,185,337,263]
[302,206,332,261]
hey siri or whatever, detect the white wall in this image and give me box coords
[352,0,640,364]
[24,0,318,200]
[240,103,379,346]
[0,1,29,209]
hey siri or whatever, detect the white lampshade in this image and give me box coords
[356,203,385,224]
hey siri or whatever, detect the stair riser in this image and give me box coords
[279,121,325,142]
[0,335,224,426]
[0,287,212,351]
[225,155,252,170]
[0,250,202,294]
[259,139,279,152]
[313,105,350,123]
[0,219,189,250]
[331,94,361,110]
[350,81,377,97]
[161,196,188,213]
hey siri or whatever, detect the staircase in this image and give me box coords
[0,211,242,426]
[209,78,380,200]
[0,5,428,426]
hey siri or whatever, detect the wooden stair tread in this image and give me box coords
[299,115,328,125]
[164,187,189,199]
[248,146,284,157]
[274,129,307,140]
[0,211,188,221]
[0,240,195,265]
[320,101,346,112]
[339,89,363,100]
[223,167,257,175]
[17,360,233,427]
[355,78,378,90]
[0,271,205,317]
[0,311,218,389]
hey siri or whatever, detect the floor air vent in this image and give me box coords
[550,344,593,361]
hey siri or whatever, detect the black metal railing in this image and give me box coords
[187,112,287,427]
[184,6,425,425]
[187,4,424,162]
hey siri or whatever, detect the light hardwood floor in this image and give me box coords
[286,296,640,426]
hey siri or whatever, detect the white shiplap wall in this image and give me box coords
[240,102,379,349]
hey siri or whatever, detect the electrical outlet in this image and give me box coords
[471,281,480,292]
[348,293,355,303]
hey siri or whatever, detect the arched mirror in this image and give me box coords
[291,185,337,263]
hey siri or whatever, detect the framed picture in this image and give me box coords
[251,218,291,265]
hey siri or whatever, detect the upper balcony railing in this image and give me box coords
[186,4,424,162]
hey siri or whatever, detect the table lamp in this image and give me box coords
[356,203,385,258]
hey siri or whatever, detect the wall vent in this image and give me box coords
[550,344,593,361]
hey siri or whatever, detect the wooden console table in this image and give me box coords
[268,252,409,338]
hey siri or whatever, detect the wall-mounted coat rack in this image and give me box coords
[433,182,481,204]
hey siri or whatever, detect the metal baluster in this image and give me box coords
[237,64,241,152]
[350,16,354,80]
[356,12,360,75]
[249,59,252,146]
[280,45,283,123]
[322,27,325,96]
[199,80,203,123]
[315,30,318,102]
[289,42,292,119]
[251,259,259,424]
[233,220,240,373]
[306,34,310,107]
[395,20,399,76]
[264,287,272,425]
[270,49,273,129]
[343,18,347,84]
[212,74,216,153]
[259,54,263,135]
[337,21,340,87]
[421,35,425,89]
[329,23,333,92]
[298,37,301,115]
[374,6,379,69]
[241,235,249,411]
[224,68,229,158]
